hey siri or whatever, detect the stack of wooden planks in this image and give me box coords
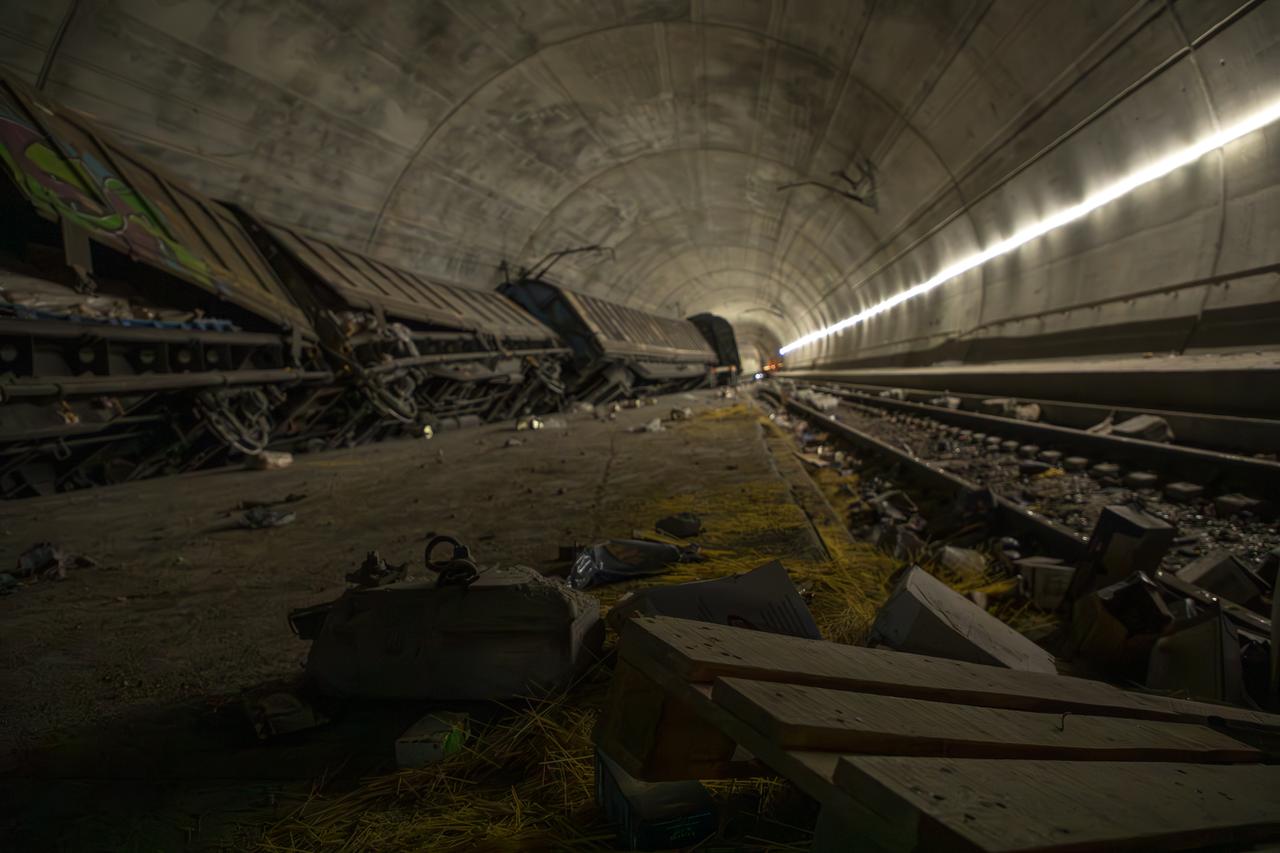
[597,616,1280,852]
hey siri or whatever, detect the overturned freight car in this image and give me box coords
[499,278,720,404]
[0,75,330,497]
[233,214,570,444]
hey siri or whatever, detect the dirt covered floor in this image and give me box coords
[0,390,904,852]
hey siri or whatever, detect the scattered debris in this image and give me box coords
[795,388,839,412]
[288,601,333,641]
[607,561,821,639]
[1069,505,1174,598]
[345,550,408,588]
[1016,557,1076,611]
[396,712,469,768]
[669,407,694,421]
[654,512,702,539]
[542,417,568,429]
[424,535,481,588]
[14,542,97,582]
[873,523,927,562]
[571,401,595,413]
[304,561,603,699]
[1176,551,1268,613]
[1111,414,1174,443]
[1258,546,1280,589]
[870,489,918,524]
[504,437,524,447]
[1013,403,1042,422]
[1087,415,1115,435]
[245,450,293,470]
[1146,608,1247,704]
[869,566,1057,673]
[632,418,664,433]
[929,395,962,410]
[239,507,297,529]
[236,493,306,511]
[1070,572,1173,678]
[934,545,987,582]
[569,539,701,589]
[595,748,716,851]
[517,416,545,431]
[794,451,829,468]
[242,682,329,741]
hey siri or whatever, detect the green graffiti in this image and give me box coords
[1,113,214,285]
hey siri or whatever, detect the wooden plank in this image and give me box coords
[620,617,1280,730]
[611,648,908,851]
[710,678,1260,763]
[833,756,1280,852]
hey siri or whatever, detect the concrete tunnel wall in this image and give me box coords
[3,0,1279,370]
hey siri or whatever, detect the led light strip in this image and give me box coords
[780,95,1280,356]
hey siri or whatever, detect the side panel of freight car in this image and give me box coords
[0,76,328,496]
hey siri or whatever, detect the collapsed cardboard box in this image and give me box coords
[1015,556,1076,611]
[1176,551,1269,613]
[607,560,821,640]
[596,748,716,851]
[1069,572,1173,679]
[305,565,603,699]
[1146,608,1247,705]
[869,566,1057,674]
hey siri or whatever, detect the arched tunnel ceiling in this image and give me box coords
[3,0,1280,364]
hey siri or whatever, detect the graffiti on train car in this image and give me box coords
[0,98,214,285]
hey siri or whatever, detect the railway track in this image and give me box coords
[766,386,1274,638]
[802,381,1280,499]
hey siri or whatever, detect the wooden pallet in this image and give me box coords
[597,616,1280,852]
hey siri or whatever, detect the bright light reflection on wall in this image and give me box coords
[779,96,1280,356]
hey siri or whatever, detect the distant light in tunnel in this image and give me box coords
[779,95,1280,356]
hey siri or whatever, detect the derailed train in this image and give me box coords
[0,76,739,498]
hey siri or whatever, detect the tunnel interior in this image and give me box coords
[3,3,1280,852]
[6,0,1279,369]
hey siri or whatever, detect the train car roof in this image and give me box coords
[0,76,313,338]
[258,219,559,342]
